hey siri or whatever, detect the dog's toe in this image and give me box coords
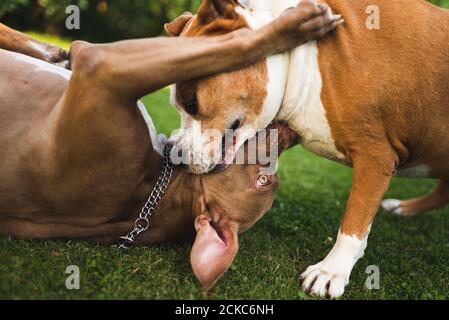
[300,263,346,299]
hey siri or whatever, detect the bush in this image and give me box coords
[0,0,202,42]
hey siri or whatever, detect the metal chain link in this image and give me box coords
[118,144,174,249]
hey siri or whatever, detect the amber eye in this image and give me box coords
[257,175,270,186]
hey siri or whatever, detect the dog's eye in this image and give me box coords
[230,119,241,131]
[185,99,198,116]
[257,175,270,186]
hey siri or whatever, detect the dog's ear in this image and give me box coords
[197,0,240,24]
[164,12,193,37]
[190,196,239,291]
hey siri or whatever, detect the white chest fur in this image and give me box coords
[278,42,346,162]
[241,0,346,162]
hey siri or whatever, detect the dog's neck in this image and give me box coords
[141,163,202,244]
[132,133,203,244]
[239,0,336,153]
[238,0,317,123]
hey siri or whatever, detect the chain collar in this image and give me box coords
[118,144,174,249]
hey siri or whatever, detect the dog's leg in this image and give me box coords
[59,32,288,151]
[68,32,279,103]
[382,180,449,216]
[301,149,397,299]
[0,23,68,67]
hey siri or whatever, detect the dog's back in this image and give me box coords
[314,0,449,172]
[0,51,70,216]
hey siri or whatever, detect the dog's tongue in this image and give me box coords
[190,215,238,291]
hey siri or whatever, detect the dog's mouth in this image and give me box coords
[214,120,241,172]
[214,137,236,172]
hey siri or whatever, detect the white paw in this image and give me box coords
[381,199,405,215]
[300,262,347,299]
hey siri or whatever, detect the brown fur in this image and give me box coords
[0,23,69,67]
[176,61,268,133]
[188,0,247,36]
[0,49,279,243]
[165,0,449,297]
[317,0,449,235]
[174,0,449,238]
[174,0,269,134]
[0,5,341,289]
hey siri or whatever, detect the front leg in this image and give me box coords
[301,149,397,298]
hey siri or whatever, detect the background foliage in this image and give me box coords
[0,0,202,42]
[0,0,448,42]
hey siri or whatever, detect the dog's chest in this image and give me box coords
[276,42,346,163]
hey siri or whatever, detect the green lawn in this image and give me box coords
[1,35,449,300]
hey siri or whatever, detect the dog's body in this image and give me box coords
[0,50,186,242]
[0,48,282,290]
[281,0,449,174]
[0,4,335,289]
[172,0,449,298]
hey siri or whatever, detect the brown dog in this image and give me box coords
[170,0,449,298]
[0,3,335,291]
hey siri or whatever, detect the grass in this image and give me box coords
[25,32,72,50]
[1,35,449,300]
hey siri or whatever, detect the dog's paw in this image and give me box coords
[381,199,410,216]
[45,45,70,69]
[300,262,347,299]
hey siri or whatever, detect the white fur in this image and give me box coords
[239,1,346,162]
[137,102,167,156]
[396,164,431,178]
[6,50,70,80]
[171,0,344,173]
[279,41,346,162]
[234,5,290,161]
[301,227,371,299]
[170,85,224,173]
[381,199,405,215]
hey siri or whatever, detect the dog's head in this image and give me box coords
[167,0,289,174]
[189,122,297,291]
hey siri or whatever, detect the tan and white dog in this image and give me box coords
[169,0,449,298]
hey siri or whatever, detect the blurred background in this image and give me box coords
[1,0,448,43]
[1,0,201,42]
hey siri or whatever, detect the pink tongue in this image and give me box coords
[190,215,238,291]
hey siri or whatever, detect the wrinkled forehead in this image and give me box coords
[184,1,248,36]
[173,63,268,119]
[171,0,276,128]
[171,3,250,115]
